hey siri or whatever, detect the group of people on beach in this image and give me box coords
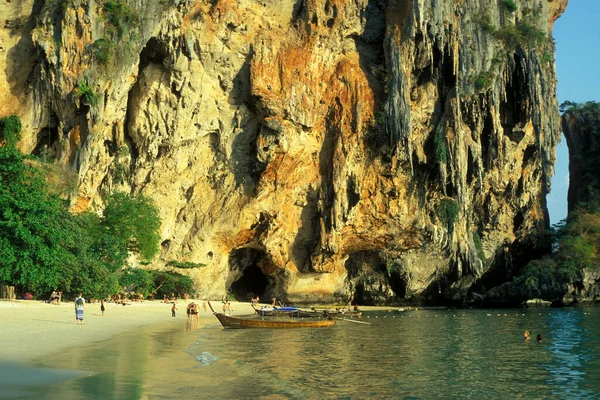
[49,290,63,305]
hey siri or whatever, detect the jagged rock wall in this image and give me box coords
[0,0,566,304]
[562,105,600,305]
[562,106,600,212]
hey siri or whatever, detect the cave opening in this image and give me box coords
[138,37,169,72]
[31,125,59,159]
[228,248,270,301]
[352,282,365,305]
[388,271,407,299]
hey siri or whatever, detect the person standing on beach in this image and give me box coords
[100,299,105,316]
[75,293,85,325]
[171,303,177,317]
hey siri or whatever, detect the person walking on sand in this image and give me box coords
[100,299,105,316]
[171,303,177,317]
[75,293,85,325]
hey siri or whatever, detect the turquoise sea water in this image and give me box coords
[8,307,600,399]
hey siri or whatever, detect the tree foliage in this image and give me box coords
[103,192,161,262]
[103,0,136,38]
[512,100,600,301]
[436,198,459,233]
[0,115,169,299]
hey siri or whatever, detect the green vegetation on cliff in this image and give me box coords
[436,198,459,234]
[0,115,191,300]
[513,102,600,302]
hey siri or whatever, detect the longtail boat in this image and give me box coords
[208,302,335,329]
[297,309,362,318]
[251,304,299,317]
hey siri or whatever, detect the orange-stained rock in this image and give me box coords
[0,0,567,305]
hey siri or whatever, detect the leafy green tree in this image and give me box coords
[0,115,164,298]
[103,192,161,262]
[0,116,78,294]
[120,267,154,297]
[152,271,194,299]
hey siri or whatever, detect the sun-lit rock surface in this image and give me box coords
[0,0,567,304]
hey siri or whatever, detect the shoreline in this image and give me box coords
[0,298,398,363]
[0,299,212,363]
[1,296,479,364]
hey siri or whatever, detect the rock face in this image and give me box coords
[562,104,600,305]
[562,105,600,213]
[0,0,566,304]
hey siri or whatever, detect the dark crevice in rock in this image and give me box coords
[230,56,262,195]
[441,40,456,88]
[231,121,262,196]
[346,251,396,305]
[481,111,494,169]
[513,211,524,232]
[467,147,474,185]
[291,188,320,273]
[104,139,117,157]
[138,37,169,72]
[517,175,524,196]
[319,105,339,232]
[346,175,360,216]
[228,248,272,301]
[501,53,529,131]
[31,109,59,158]
[354,0,388,125]
[522,145,536,165]
[228,56,252,106]
[123,86,138,172]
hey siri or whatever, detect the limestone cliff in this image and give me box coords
[562,103,600,213]
[561,102,600,305]
[0,0,566,304]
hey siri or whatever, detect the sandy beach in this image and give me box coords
[0,299,255,363]
[0,299,389,363]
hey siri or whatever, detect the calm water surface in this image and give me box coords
[16,308,600,399]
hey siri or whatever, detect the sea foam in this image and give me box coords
[195,351,219,366]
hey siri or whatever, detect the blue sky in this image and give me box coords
[548,0,600,224]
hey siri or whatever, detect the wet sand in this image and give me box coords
[0,299,386,362]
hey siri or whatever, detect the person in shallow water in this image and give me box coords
[536,334,542,342]
[524,330,530,340]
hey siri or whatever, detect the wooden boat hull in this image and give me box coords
[298,310,362,318]
[213,312,335,329]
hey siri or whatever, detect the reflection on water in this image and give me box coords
[19,308,600,399]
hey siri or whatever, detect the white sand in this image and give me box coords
[0,299,386,363]
[0,299,256,363]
